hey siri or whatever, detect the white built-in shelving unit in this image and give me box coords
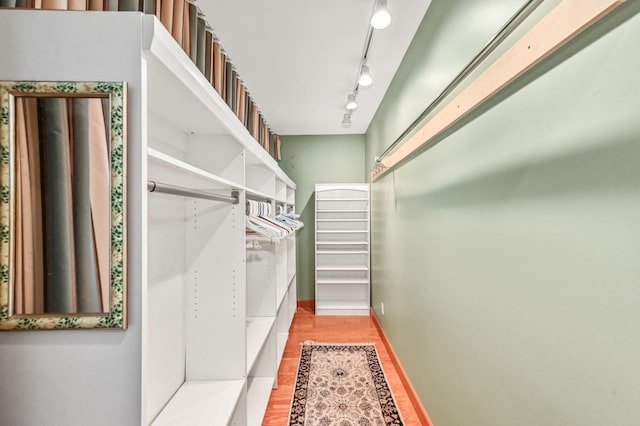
[145,13,299,426]
[0,10,297,426]
[315,184,370,316]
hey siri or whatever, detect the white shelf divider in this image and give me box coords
[277,286,288,311]
[276,332,288,368]
[246,317,276,373]
[247,377,276,426]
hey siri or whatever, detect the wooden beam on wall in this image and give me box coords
[372,0,626,181]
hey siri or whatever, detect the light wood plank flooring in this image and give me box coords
[262,305,422,425]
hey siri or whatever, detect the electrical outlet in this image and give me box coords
[381,302,385,316]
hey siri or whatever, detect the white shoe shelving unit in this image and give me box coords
[0,10,298,426]
[315,184,370,316]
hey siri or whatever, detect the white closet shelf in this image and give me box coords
[276,332,288,368]
[316,209,368,213]
[317,279,370,285]
[316,241,369,245]
[247,377,276,426]
[148,148,242,190]
[316,266,369,271]
[316,219,368,222]
[316,301,370,310]
[246,187,275,201]
[317,198,369,201]
[246,317,276,373]
[316,230,369,234]
[151,380,245,426]
[317,250,369,255]
[277,286,288,311]
[142,15,295,189]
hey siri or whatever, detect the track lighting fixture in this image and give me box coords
[371,0,392,29]
[341,113,352,128]
[346,93,358,110]
[339,0,392,126]
[358,65,373,87]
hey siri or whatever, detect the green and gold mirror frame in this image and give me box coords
[0,81,127,330]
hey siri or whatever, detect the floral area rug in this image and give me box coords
[289,342,404,426]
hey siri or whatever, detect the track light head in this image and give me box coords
[341,113,352,128]
[345,93,358,110]
[358,65,373,87]
[371,0,392,29]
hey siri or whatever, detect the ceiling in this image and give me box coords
[197,0,433,135]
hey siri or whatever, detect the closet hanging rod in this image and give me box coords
[373,0,543,167]
[147,181,239,204]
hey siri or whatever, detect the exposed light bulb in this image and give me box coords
[358,65,373,87]
[345,93,358,110]
[371,0,392,29]
[341,113,352,128]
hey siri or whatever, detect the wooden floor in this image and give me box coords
[262,305,423,425]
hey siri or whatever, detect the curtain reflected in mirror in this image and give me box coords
[0,80,127,330]
[14,96,110,315]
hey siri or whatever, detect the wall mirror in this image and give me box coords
[0,81,127,330]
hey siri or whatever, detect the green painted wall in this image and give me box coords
[365,0,640,425]
[279,135,365,301]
